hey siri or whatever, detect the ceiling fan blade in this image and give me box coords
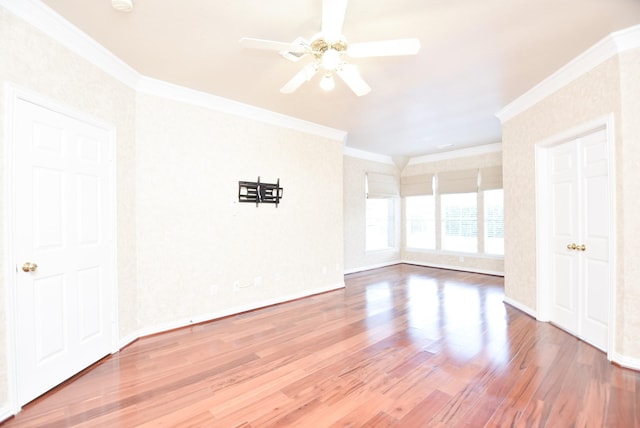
[240,37,307,54]
[280,64,319,94]
[322,0,348,43]
[348,38,421,58]
[336,64,371,96]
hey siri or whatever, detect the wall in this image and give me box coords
[616,48,640,360]
[343,155,400,272]
[0,6,138,411]
[501,44,640,362]
[0,3,345,417]
[401,148,503,275]
[135,92,344,330]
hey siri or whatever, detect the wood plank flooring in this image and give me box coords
[2,264,639,427]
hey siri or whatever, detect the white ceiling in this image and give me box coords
[40,0,640,158]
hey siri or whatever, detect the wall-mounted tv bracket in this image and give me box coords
[238,177,283,207]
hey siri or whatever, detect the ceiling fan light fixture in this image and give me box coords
[322,48,341,70]
[111,0,133,12]
[320,73,336,91]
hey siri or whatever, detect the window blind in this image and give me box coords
[400,174,434,197]
[366,172,399,198]
[480,165,503,190]
[437,169,479,194]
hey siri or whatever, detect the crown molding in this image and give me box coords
[137,77,347,142]
[0,0,347,143]
[497,24,640,123]
[407,142,502,165]
[343,146,395,165]
[611,23,640,53]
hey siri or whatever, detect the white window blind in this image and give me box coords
[437,169,479,194]
[400,174,434,197]
[480,166,503,190]
[366,172,399,198]
[441,192,478,253]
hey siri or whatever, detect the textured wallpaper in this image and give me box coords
[135,93,344,329]
[617,49,640,359]
[502,50,640,361]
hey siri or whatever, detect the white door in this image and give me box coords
[579,130,610,349]
[12,97,115,405]
[549,141,580,334]
[547,128,609,351]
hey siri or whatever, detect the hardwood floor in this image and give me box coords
[2,264,639,427]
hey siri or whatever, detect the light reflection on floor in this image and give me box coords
[362,269,509,366]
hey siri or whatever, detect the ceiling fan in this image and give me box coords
[240,0,421,96]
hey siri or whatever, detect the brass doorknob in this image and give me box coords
[567,243,577,250]
[578,244,586,251]
[21,262,38,273]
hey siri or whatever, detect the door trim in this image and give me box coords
[3,83,118,413]
[534,114,616,359]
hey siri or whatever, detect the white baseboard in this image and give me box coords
[0,403,14,424]
[610,352,640,371]
[117,332,139,352]
[401,260,504,277]
[503,296,537,318]
[132,282,346,340]
[504,299,640,372]
[344,261,401,275]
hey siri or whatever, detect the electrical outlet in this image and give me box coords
[459,256,465,263]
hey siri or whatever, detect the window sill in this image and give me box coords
[404,248,504,260]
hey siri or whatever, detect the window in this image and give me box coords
[405,195,435,249]
[366,198,394,250]
[441,192,477,253]
[365,172,398,251]
[484,189,504,255]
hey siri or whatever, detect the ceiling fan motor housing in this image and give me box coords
[311,37,347,57]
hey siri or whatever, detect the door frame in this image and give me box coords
[534,113,616,358]
[3,83,119,413]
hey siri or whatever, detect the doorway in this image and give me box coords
[535,116,616,354]
[6,85,117,408]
